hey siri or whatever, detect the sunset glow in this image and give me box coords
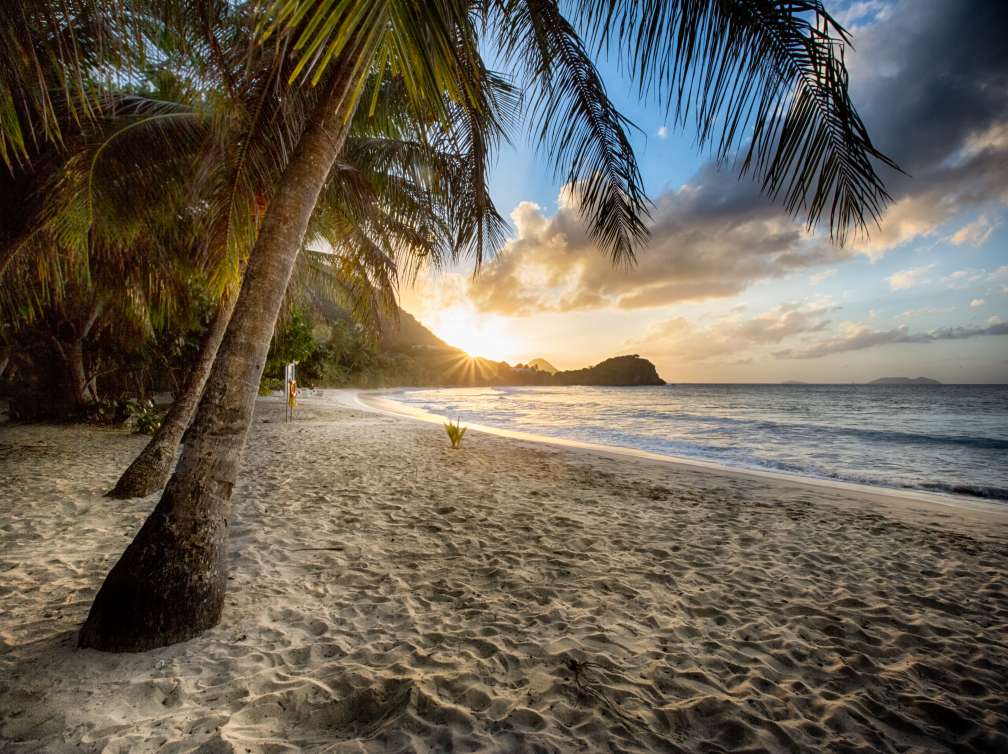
[424,306,523,362]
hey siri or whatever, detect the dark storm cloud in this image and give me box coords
[774,322,1008,360]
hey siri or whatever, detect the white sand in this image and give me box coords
[1,398,1007,753]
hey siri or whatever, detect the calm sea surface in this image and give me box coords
[387,384,1008,502]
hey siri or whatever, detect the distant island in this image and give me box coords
[525,358,558,375]
[545,355,665,386]
[868,377,942,385]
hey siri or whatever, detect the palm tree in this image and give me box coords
[0,205,205,417]
[104,73,501,498]
[75,0,897,651]
[5,3,473,497]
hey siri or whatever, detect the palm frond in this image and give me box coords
[576,0,899,242]
[438,69,518,267]
[259,0,482,116]
[491,0,649,264]
[0,0,145,167]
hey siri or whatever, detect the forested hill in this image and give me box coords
[266,305,665,388]
[550,355,665,386]
[372,311,665,387]
[379,309,450,349]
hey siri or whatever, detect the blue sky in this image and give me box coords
[401,0,1008,383]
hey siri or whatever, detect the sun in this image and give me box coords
[427,306,521,362]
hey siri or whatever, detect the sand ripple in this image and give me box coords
[1,400,1007,752]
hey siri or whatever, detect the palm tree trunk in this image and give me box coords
[52,299,104,412]
[67,338,89,406]
[106,292,237,499]
[78,67,359,652]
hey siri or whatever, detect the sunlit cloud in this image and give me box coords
[970,298,986,308]
[624,303,834,363]
[469,185,845,315]
[888,265,935,291]
[949,215,996,246]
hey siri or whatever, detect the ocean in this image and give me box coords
[385,384,1008,502]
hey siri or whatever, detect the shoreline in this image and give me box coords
[2,399,1007,752]
[312,388,1008,525]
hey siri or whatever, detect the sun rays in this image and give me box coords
[424,305,521,362]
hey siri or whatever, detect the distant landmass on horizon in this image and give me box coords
[525,358,558,375]
[371,309,664,387]
[867,377,942,385]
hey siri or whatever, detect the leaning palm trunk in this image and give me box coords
[78,67,359,652]
[107,292,237,499]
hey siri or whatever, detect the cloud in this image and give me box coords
[774,321,1008,360]
[469,1,1008,315]
[843,1,1008,256]
[624,303,833,363]
[656,125,668,139]
[809,268,838,285]
[896,306,954,321]
[949,215,996,246]
[991,315,1005,326]
[989,266,1008,295]
[888,264,934,290]
[970,298,986,308]
[835,0,892,28]
[943,268,987,289]
[470,181,848,314]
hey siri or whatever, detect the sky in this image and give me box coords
[399,0,1008,384]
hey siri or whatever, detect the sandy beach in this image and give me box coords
[1,397,1007,753]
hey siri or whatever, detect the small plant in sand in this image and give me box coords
[444,418,467,449]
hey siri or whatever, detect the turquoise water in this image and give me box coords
[388,384,1008,501]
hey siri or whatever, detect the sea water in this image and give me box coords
[386,384,1008,502]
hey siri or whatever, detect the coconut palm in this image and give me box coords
[73,0,897,651]
[0,210,205,417]
[5,1,481,498]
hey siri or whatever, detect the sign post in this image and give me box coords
[285,362,297,423]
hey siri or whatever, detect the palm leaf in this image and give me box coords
[491,0,649,264]
[575,0,900,242]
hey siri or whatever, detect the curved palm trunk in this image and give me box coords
[79,69,359,652]
[107,292,237,499]
[51,299,104,414]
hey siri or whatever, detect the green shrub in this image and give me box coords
[88,398,130,426]
[86,397,162,433]
[444,417,467,449]
[258,377,284,395]
[125,399,163,434]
